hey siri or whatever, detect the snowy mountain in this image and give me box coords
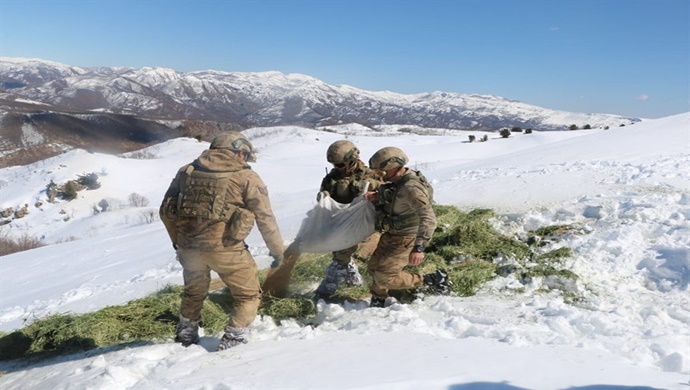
[1,57,640,132]
[0,57,644,169]
[0,113,688,389]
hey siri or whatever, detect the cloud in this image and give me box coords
[550,27,560,32]
[637,94,650,102]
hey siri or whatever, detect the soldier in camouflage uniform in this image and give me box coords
[160,131,284,351]
[364,146,449,308]
[314,140,383,301]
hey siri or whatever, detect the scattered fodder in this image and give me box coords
[427,206,579,297]
[259,296,315,323]
[287,253,332,292]
[447,260,497,296]
[531,224,572,237]
[430,206,532,262]
[0,285,227,361]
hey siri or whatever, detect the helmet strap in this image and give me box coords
[345,158,358,171]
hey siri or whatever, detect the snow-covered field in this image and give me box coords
[0,113,688,389]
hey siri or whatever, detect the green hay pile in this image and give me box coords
[0,285,229,361]
[259,296,315,323]
[430,206,532,261]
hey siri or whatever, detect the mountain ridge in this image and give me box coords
[0,57,641,167]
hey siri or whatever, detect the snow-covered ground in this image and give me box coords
[0,114,688,389]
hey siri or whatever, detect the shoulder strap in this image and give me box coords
[397,170,433,203]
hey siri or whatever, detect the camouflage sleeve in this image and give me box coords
[363,168,385,192]
[407,182,437,246]
[244,171,284,256]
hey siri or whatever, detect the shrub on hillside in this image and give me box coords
[139,208,157,224]
[0,229,45,257]
[59,180,84,200]
[77,172,101,190]
[98,198,110,212]
[128,192,150,207]
[14,204,29,219]
[1,207,13,218]
[499,128,511,138]
[123,150,156,159]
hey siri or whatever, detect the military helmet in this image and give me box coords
[326,140,360,165]
[369,146,409,171]
[210,131,256,162]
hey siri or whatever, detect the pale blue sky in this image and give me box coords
[0,0,688,118]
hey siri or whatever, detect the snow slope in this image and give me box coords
[0,114,688,389]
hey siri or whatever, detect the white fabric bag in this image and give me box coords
[296,187,377,254]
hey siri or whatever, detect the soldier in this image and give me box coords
[364,146,449,308]
[314,140,383,301]
[160,131,284,351]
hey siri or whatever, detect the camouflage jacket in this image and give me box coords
[374,168,437,246]
[319,159,383,204]
[159,148,284,255]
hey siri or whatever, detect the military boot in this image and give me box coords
[315,258,361,299]
[344,259,363,287]
[217,326,249,351]
[175,316,200,347]
[369,295,386,308]
[423,269,451,295]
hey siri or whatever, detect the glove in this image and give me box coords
[316,191,329,201]
[270,253,283,269]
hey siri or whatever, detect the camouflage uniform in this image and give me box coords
[319,159,383,269]
[314,146,383,299]
[368,168,437,300]
[160,132,283,349]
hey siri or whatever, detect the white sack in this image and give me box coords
[295,194,377,253]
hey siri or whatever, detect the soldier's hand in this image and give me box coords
[270,253,283,268]
[316,191,329,201]
[364,191,378,203]
[409,251,424,266]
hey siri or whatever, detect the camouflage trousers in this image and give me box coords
[177,248,261,328]
[332,232,381,265]
[367,232,424,298]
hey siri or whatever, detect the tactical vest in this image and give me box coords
[375,170,434,232]
[176,165,237,222]
[326,169,368,204]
